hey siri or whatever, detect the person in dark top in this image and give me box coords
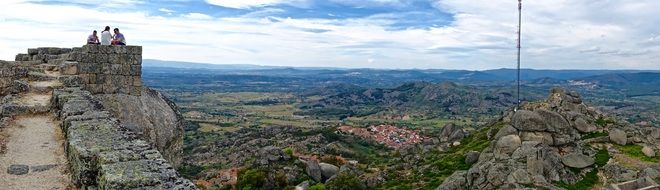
[87,30,100,45]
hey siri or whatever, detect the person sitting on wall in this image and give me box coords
[100,26,112,45]
[111,28,126,46]
[87,30,100,45]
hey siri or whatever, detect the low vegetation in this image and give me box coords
[558,149,609,190]
[616,144,660,162]
[581,131,609,140]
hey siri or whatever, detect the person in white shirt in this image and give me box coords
[100,26,112,45]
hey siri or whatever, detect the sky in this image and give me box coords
[0,0,659,70]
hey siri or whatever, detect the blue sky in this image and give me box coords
[0,0,659,70]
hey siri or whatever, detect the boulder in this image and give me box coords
[493,125,517,140]
[602,164,638,183]
[609,129,627,145]
[534,109,570,133]
[7,164,29,175]
[573,117,596,133]
[261,146,285,161]
[440,123,465,142]
[642,146,655,157]
[520,132,554,145]
[507,169,531,184]
[436,171,467,190]
[495,135,521,157]
[295,181,310,190]
[561,153,594,168]
[305,160,322,182]
[319,163,339,181]
[465,151,480,165]
[511,110,547,132]
[640,168,660,179]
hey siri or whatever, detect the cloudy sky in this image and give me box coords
[0,0,658,70]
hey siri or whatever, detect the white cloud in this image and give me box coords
[205,0,306,9]
[0,0,658,70]
[182,13,213,20]
[158,8,176,13]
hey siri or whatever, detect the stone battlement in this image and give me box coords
[13,45,143,95]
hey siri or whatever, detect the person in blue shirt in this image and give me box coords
[111,28,126,46]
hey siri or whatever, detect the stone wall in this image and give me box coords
[0,61,29,96]
[57,45,143,95]
[51,87,195,189]
[6,45,191,189]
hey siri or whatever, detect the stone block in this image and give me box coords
[103,83,119,94]
[96,74,106,84]
[47,47,64,55]
[96,54,109,63]
[127,46,142,55]
[132,76,142,87]
[45,55,60,62]
[98,45,111,54]
[79,74,90,84]
[15,54,30,61]
[79,53,93,63]
[114,46,127,54]
[61,75,83,87]
[133,54,142,65]
[60,62,78,75]
[82,45,98,54]
[109,64,122,75]
[128,65,142,76]
[86,84,104,94]
[122,76,132,86]
[108,54,120,64]
[65,119,123,186]
[63,52,81,61]
[28,48,38,55]
[129,86,142,95]
[37,47,49,55]
[98,160,173,189]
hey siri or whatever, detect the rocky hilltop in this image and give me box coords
[1,46,195,189]
[438,88,659,190]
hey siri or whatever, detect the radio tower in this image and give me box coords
[516,0,522,111]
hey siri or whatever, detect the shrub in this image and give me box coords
[594,149,610,167]
[581,131,609,140]
[177,164,204,179]
[236,169,267,190]
[325,173,365,190]
[594,118,613,127]
[557,169,599,190]
[309,183,326,190]
[284,147,294,157]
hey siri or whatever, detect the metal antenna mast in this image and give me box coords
[516,0,522,111]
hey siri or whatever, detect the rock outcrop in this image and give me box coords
[437,88,660,190]
[52,87,194,189]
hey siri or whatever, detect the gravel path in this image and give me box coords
[0,89,71,189]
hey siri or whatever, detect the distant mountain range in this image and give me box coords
[143,59,658,82]
[297,81,516,119]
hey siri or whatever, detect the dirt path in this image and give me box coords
[0,78,71,189]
